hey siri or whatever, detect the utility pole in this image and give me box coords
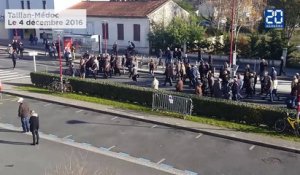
[229,0,236,66]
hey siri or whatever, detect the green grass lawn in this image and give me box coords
[16,85,300,142]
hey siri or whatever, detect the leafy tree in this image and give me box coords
[148,22,168,51]
[248,32,260,57]
[267,30,285,60]
[257,36,270,59]
[148,16,205,51]
[174,0,196,14]
[268,0,300,44]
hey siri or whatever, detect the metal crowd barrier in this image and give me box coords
[152,93,193,115]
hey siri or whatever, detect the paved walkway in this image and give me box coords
[1,81,300,154]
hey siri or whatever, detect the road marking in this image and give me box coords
[157,158,166,164]
[151,125,157,128]
[195,133,203,139]
[43,103,52,107]
[0,122,194,175]
[10,99,16,102]
[1,76,30,81]
[75,110,83,113]
[111,117,118,120]
[108,145,116,151]
[249,145,255,151]
[63,135,72,139]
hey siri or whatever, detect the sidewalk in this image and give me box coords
[1,81,300,154]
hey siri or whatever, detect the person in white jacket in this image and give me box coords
[152,76,159,90]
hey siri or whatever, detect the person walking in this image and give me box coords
[18,42,24,59]
[17,98,30,133]
[12,50,18,69]
[152,76,159,90]
[149,59,155,76]
[176,79,184,92]
[112,41,118,56]
[42,32,47,44]
[164,64,173,86]
[232,78,239,101]
[29,110,39,145]
[279,56,286,76]
[132,64,138,82]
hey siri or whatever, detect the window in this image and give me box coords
[117,24,124,40]
[43,0,46,9]
[21,1,24,9]
[102,22,109,40]
[133,24,140,41]
[27,0,31,9]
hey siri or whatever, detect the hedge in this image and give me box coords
[30,72,287,127]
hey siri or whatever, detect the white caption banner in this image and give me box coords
[5,9,86,29]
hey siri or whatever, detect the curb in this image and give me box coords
[2,89,300,154]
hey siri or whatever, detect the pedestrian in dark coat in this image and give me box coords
[29,110,39,145]
[279,57,286,76]
[232,79,239,101]
[12,50,18,69]
[213,79,222,98]
[176,79,184,92]
[164,64,173,86]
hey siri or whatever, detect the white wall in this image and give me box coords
[71,17,150,54]
[148,0,189,26]
[54,0,81,12]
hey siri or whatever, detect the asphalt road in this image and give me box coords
[0,48,292,107]
[0,94,299,175]
[0,128,171,175]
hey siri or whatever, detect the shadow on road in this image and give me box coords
[0,129,22,133]
[0,139,31,146]
[66,119,237,132]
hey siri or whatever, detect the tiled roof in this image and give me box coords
[69,0,169,18]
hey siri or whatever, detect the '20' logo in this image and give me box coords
[265,9,284,28]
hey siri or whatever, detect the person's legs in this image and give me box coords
[12,59,16,69]
[32,131,36,145]
[35,130,39,144]
[21,118,26,132]
[25,116,30,132]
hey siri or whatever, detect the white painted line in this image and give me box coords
[63,135,72,139]
[249,145,255,151]
[1,76,30,81]
[75,110,83,113]
[157,158,166,164]
[0,72,19,76]
[0,74,22,79]
[111,117,118,120]
[151,125,157,128]
[0,122,189,175]
[195,133,203,139]
[10,99,16,102]
[107,145,116,151]
[43,103,52,107]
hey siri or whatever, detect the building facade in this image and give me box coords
[69,0,189,54]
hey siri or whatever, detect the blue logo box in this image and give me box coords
[264,9,284,28]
